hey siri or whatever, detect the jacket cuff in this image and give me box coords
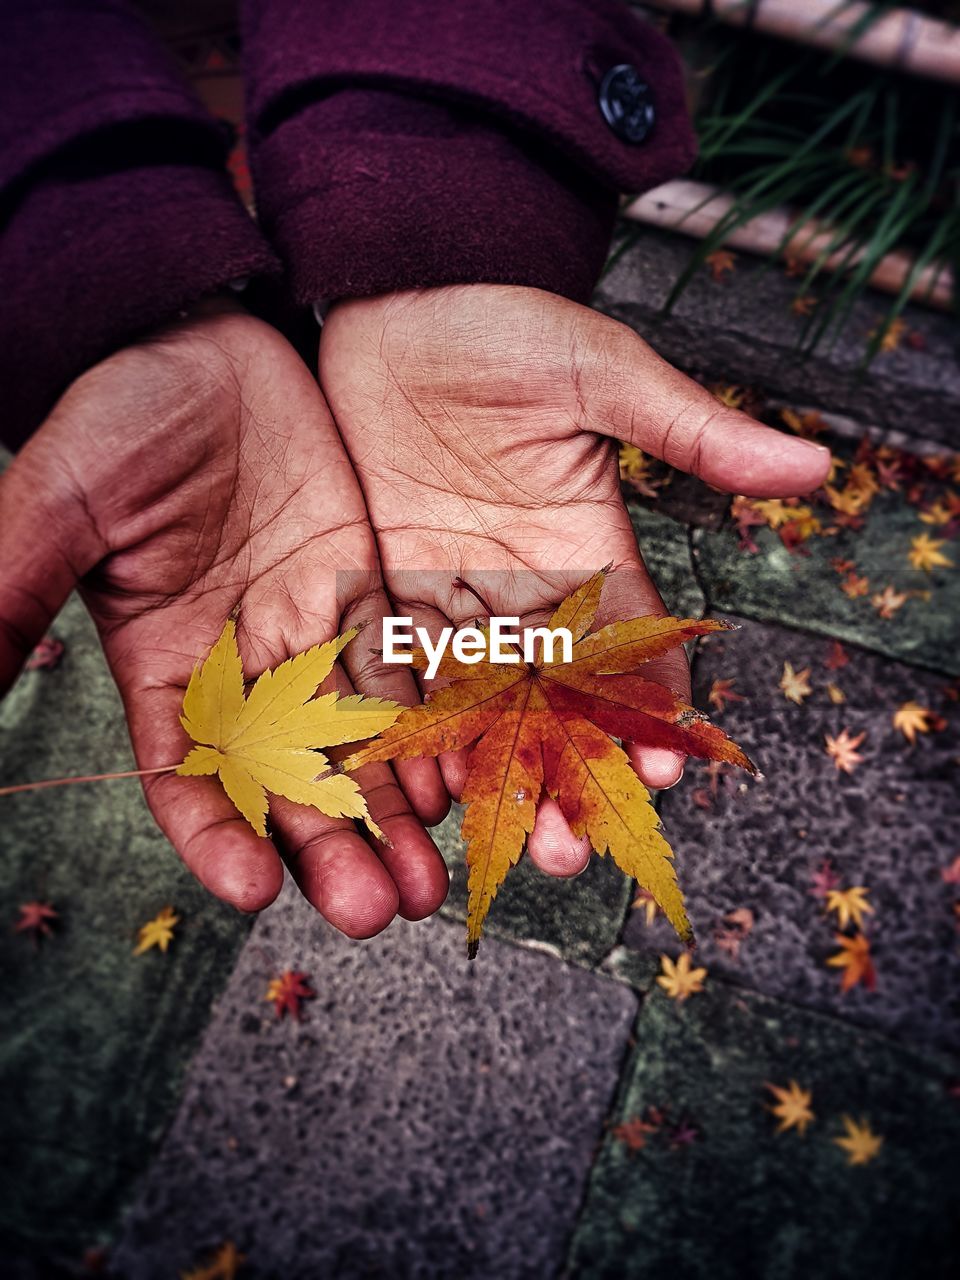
[0,162,278,451]
[253,89,619,305]
[242,0,696,302]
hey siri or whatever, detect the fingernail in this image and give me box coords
[662,766,685,790]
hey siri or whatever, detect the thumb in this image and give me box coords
[583,315,831,497]
[0,445,102,692]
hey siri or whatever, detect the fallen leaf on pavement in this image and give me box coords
[266,970,316,1021]
[833,1115,883,1165]
[892,701,945,744]
[14,900,58,943]
[827,933,876,992]
[780,662,813,705]
[180,1241,246,1280]
[708,678,744,712]
[133,906,179,956]
[657,952,708,1002]
[908,533,953,572]
[826,886,873,930]
[824,729,866,774]
[765,1080,815,1135]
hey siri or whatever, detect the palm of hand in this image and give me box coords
[321,285,829,873]
[1,307,448,932]
[320,287,641,603]
[320,287,691,871]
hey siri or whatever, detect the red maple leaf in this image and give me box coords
[14,900,59,942]
[810,859,839,900]
[824,641,850,671]
[266,970,316,1021]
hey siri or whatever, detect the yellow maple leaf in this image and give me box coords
[908,533,953,573]
[826,885,873,930]
[657,952,707,1002]
[133,906,179,956]
[892,701,938,744]
[765,1080,815,1136]
[180,1240,246,1280]
[827,683,846,705]
[824,729,866,774]
[779,661,813,705]
[753,499,797,530]
[833,1115,883,1166]
[177,620,400,840]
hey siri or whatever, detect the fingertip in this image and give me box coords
[183,824,285,913]
[377,815,450,920]
[527,798,592,878]
[631,746,685,790]
[729,423,832,497]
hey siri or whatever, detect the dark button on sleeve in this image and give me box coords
[598,64,656,144]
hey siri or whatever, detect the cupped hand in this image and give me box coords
[0,302,449,935]
[319,284,830,876]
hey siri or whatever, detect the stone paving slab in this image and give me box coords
[595,225,960,447]
[566,976,960,1280]
[693,494,960,677]
[434,803,632,968]
[111,891,638,1280]
[622,615,960,1053]
[0,594,252,1252]
[626,502,706,620]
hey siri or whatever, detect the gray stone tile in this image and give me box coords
[693,491,960,677]
[0,595,252,1252]
[566,977,960,1280]
[112,893,638,1280]
[595,225,960,448]
[434,803,632,969]
[623,616,960,1052]
[626,502,706,620]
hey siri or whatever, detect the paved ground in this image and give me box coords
[2,227,958,1278]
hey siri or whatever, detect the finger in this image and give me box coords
[339,582,449,826]
[349,762,450,919]
[118,684,286,914]
[526,796,592,877]
[591,564,692,790]
[324,647,449,920]
[585,316,831,497]
[269,794,400,938]
[0,446,104,692]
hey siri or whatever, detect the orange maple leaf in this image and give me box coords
[824,729,866,774]
[341,572,755,955]
[892,701,945,744]
[705,250,737,282]
[708,678,745,712]
[827,933,877,992]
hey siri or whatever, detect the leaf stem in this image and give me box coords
[0,764,179,798]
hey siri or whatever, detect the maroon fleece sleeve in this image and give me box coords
[0,0,278,451]
[241,0,696,305]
